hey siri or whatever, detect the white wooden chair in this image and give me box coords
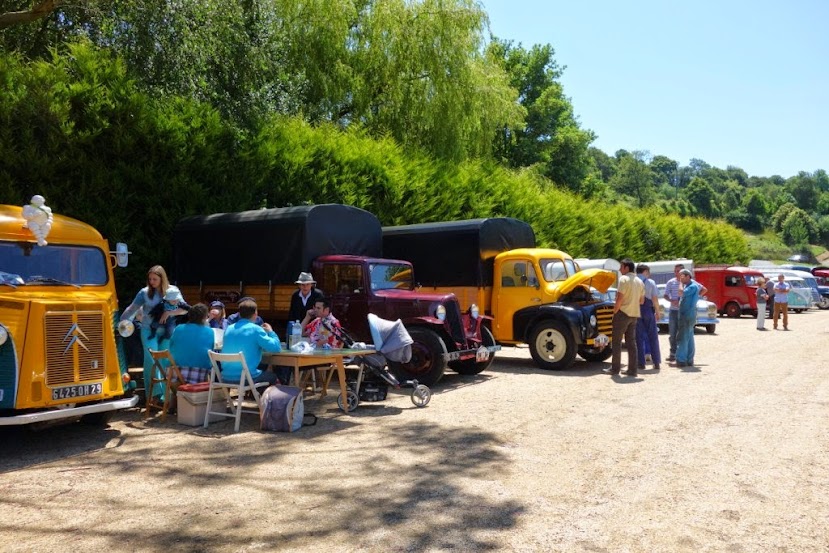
[204,350,270,432]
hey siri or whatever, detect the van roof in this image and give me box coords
[0,204,104,244]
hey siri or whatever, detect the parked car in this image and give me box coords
[656,284,719,334]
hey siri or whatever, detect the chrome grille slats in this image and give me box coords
[44,306,106,386]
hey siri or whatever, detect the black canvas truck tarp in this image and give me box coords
[174,204,382,285]
[382,218,536,287]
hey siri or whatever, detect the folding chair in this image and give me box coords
[146,349,186,422]
[204,350,270,432]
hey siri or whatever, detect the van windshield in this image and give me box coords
[0,241,108,286]
[369,263,414,291]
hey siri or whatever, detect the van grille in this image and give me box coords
[595,305,614,340]
[44,309,106,386]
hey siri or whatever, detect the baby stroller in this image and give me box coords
[326,314,432,411]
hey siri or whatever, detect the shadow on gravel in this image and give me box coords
[0,424,124,473]
[1,416,523,551]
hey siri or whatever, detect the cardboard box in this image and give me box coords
[177,382,227,426]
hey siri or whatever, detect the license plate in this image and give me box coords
[476,346,490,363]
[51,383,102,401]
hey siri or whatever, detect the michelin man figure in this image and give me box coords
[22,195,53,246]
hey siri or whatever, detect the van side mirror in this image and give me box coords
[114,243,130,268]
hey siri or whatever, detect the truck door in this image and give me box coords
[323,263,369,336]
[492,259,539,342]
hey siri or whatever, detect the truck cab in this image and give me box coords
[0,201,137,426]
[315,255,499,385]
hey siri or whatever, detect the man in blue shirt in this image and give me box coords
[221,299,282,384]
[663,263,685,362]
[635,264,662,371]
[675,269,707,368]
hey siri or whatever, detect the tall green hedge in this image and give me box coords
[0,42,749,303]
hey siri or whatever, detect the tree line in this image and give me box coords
[2,1,813,297]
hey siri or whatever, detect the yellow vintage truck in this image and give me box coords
[0,200,137,426]
[382,218,615,370]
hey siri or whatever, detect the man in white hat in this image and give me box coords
[288,272,324,332]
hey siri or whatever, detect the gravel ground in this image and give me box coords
[2,310,828,552]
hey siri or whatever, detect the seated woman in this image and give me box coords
[169,303,215,384]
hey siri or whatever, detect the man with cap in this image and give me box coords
[208,300,228,330]
[227,296,264,326]
[288,272,324,331]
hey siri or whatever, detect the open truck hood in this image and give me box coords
[552,268,616,295]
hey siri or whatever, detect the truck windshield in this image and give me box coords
[0,241,108,286]
[539,258,577,282]
[370,263,414,291]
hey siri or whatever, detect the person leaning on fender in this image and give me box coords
[604,258,645,378]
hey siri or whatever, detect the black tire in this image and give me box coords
[725,302,742,318]
[529,320,576,370]
[657,324,668,334]
[449,326,496,375]
[578,345,612,363]
[388,328,447,386]
[794,309,804,313]
[706,324,716,334]
[818,296,829,310]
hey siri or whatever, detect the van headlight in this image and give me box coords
[436,305,446,321]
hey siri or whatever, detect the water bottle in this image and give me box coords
[291,320,301,347]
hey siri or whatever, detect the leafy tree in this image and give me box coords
[609,151,655,208]
[771,203,798,233]
[650,155,677,188]
[487,38,594,191]
[787,171,820,212]
[780,208,819,246]
[684,177,719,218]
[588,147,616,182]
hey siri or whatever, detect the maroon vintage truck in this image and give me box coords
[173,204,498,385]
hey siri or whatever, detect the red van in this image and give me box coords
[693,265,766,318]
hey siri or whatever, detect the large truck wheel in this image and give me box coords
[450,326,496,375]
[388,328,447,386]
[529,320,576,370]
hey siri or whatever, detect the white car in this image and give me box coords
[656,284,719,334]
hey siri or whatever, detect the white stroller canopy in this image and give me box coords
[367,313,413,362]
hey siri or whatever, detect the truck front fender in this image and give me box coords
[513,304,583,344]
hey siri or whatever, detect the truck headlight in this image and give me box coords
[589,314,597,327]
[470,304,479,319]
[0,325,7,345]
[436,305,446,321]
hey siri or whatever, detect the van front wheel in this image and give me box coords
[725,302,742,318]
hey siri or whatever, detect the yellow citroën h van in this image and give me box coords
[0,196,138,426]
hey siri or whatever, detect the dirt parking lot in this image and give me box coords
[2,310,829,552]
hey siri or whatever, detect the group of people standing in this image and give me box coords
[119,266,342,406]
[605,260,707,378]
[755,274,792,331]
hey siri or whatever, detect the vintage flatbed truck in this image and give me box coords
[382,217,615,370]
[173,204,498,386]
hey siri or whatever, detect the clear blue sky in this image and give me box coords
[481,0,828,179]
